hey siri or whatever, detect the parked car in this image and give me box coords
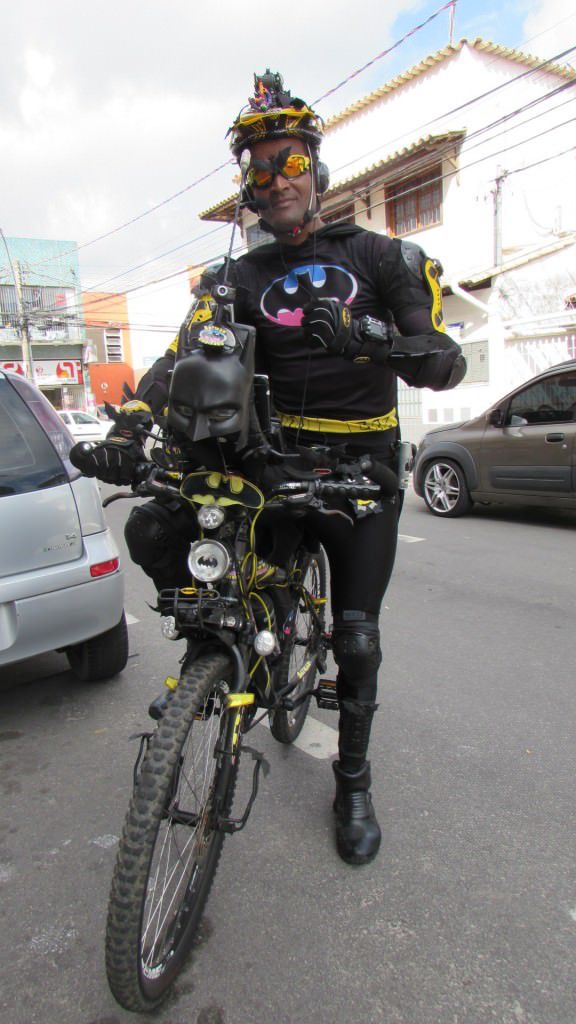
[413,360,576,517]
[0,370,128,680]
[58,408,113,442]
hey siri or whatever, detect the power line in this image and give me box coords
[85,88,576,300]
[312,0,457,104]
[45,125,576,331]
[17,27,573,283]
[48,55,576,304]
[24,159,234,271]
[331,46,576,180]
[12,40,576,318]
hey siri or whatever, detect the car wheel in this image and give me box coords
[422,459,473,517]
[66,612,129,682]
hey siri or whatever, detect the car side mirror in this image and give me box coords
[488,408,504,427]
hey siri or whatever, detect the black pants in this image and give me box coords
[125,432,399,710]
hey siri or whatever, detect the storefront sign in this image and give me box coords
[0,359,84,385]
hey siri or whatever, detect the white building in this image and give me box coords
[201,39,576,443]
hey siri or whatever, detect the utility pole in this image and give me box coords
[0,229,35,380]
[492,167,508,267]
[14,260,35,380]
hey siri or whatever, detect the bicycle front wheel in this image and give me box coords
[269,548,327,744]
[105,651,237,1013]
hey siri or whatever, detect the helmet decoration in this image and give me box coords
[227,69,324,159]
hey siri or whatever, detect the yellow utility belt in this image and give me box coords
[279,408,398,434]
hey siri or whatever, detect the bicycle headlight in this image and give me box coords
[197,505,226,530]
[187,540,230,583]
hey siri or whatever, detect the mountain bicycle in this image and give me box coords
[102,450,395,1013]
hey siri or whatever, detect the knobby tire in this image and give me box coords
[105,651,237,1013]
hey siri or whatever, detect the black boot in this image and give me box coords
[333,761,381,865]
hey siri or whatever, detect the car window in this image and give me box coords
[0,378,70,497]
[506,373,576,425]
[59,411,71,424]
[8,374,81,481]
[72,411,97,425]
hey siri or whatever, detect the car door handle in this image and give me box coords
[545,432,565,442]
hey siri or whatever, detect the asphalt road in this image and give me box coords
[1,488,575,1024]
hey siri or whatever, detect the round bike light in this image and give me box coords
[187,540,230,583]
[160,615,179,640]
[254,630,276,657]
[197,505,226,530]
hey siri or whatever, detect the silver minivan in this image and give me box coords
[0,370,128,680]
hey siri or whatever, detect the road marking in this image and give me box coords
[260,714,338,760]
[125,613,139,625]
[398,533,425,543]
[91,834,119,849]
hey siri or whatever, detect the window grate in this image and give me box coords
[462,340,489,384]
[105,330,123,362]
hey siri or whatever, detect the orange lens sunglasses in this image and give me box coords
[246,153,311,189]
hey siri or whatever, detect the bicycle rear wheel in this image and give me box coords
[105,651,237,1013]
[269,548,327,744]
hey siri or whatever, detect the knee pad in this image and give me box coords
[332,617,382,683]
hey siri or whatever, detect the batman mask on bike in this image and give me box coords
[167,321,255,449]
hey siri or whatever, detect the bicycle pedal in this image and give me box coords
[315,679,339,711]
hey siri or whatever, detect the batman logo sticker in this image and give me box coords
[260,264,358,326]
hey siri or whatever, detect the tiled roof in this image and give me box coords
[324,38,576,132]
[200,38,575,222]
[200,191,237,222]
[199,132,464,222]
[458,234,576,287]
[322,131,465,199]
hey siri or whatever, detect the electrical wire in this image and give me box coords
[23,159,235,270]
[34,91,576,314]
[312,0,457,105]
[49,101,576,324]
[10,41,576,319]
[16,32,576,280]
[26,136,575,342]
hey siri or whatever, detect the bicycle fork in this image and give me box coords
[213,691,269,835]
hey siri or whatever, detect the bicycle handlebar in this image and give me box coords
[101,453,398,510]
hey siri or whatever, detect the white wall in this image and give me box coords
[127,274,192,371]
[323,44,576,280]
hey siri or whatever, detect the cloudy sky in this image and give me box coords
[2,0,574,358]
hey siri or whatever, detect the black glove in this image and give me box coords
[301,299,354,355]
[70,437,144,486]
[103,399,154,438]
[301,300,391,364]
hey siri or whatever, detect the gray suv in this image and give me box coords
[0,370,128,680]
[413,360,576,516]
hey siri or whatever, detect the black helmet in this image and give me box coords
[227,70,324,160]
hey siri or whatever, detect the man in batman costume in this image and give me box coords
[72,70,465,866]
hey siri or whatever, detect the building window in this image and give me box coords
[245,222,271,250]
[461,340,489,384]
[322,201,356,226]
[105,329,123,362]
[388,165,442,236]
